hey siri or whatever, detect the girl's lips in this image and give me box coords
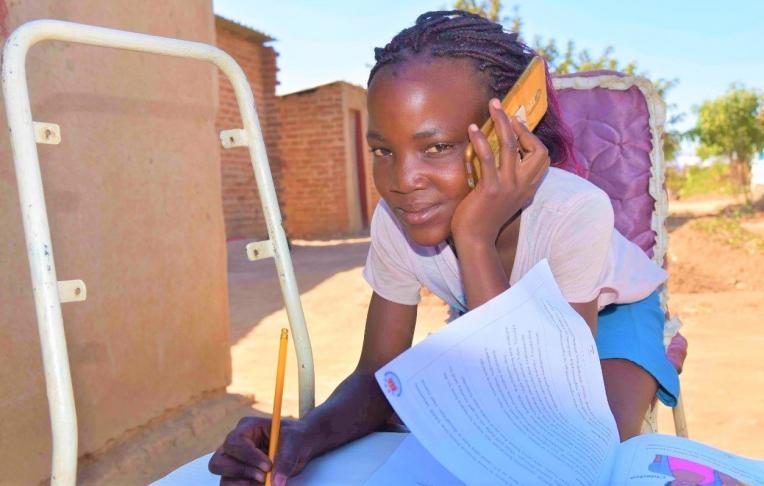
[396,203,441,225]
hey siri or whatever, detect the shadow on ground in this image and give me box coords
[226,238,371,344]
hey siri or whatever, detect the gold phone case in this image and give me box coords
[464,56,548,187]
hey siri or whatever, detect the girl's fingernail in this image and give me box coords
[468,123,479,132]
[491,98,501,109]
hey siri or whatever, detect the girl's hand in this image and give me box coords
[208,417,313,485]
[451,98,550,245]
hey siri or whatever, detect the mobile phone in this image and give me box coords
[464,56,548,188]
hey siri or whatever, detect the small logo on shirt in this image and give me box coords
[383,371,402,397]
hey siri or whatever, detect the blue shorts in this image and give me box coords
[596,290,680,407]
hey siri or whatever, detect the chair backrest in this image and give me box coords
[553,73,690,438]
[553,70,668,268]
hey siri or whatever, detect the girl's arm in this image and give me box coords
[210,292,417,483]
[299,291,417,456]
[451,99,599,336]
[451,98,549,309]
[570,299,599,336]
[210,292,416,483]
[450,236,510,309]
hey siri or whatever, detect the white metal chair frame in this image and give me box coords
[3,20,316,485]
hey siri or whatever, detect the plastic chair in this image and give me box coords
[553,70,689,437]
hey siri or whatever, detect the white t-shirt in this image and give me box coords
[362,167,667,314]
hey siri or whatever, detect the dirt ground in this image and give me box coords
[656,197,764,456]
[146,196,764,481]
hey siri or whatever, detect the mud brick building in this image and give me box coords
[215,17,377,240]
[277,81,379,238]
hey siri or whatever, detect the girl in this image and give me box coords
[210,10,679,485]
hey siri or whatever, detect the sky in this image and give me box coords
[213,0,764,154]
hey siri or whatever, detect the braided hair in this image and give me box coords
[369,10,581,175]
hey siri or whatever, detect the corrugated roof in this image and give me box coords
[280,80,367,97]
[215,15,275,43]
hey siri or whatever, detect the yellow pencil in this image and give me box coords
[265,328,288,486]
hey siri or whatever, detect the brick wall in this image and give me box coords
[215,19,376,240]
[215,17,280,240]
[278,83,348,238]
[277,82,377,239]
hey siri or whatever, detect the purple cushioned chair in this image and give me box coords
[553,70,688,437]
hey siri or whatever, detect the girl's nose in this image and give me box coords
[391,154,426,193]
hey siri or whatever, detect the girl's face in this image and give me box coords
[367,57,489,246]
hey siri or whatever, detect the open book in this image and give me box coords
[372,260,764,485]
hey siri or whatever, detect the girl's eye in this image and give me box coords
[369,147,392,157]
[425,143,454,154]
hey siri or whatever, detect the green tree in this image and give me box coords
[655,78,685,163]
[453,1,637,75]
[689,85,764,197]
[530,39,638,76]
[454,0,503,22]
[452,0,683,161]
